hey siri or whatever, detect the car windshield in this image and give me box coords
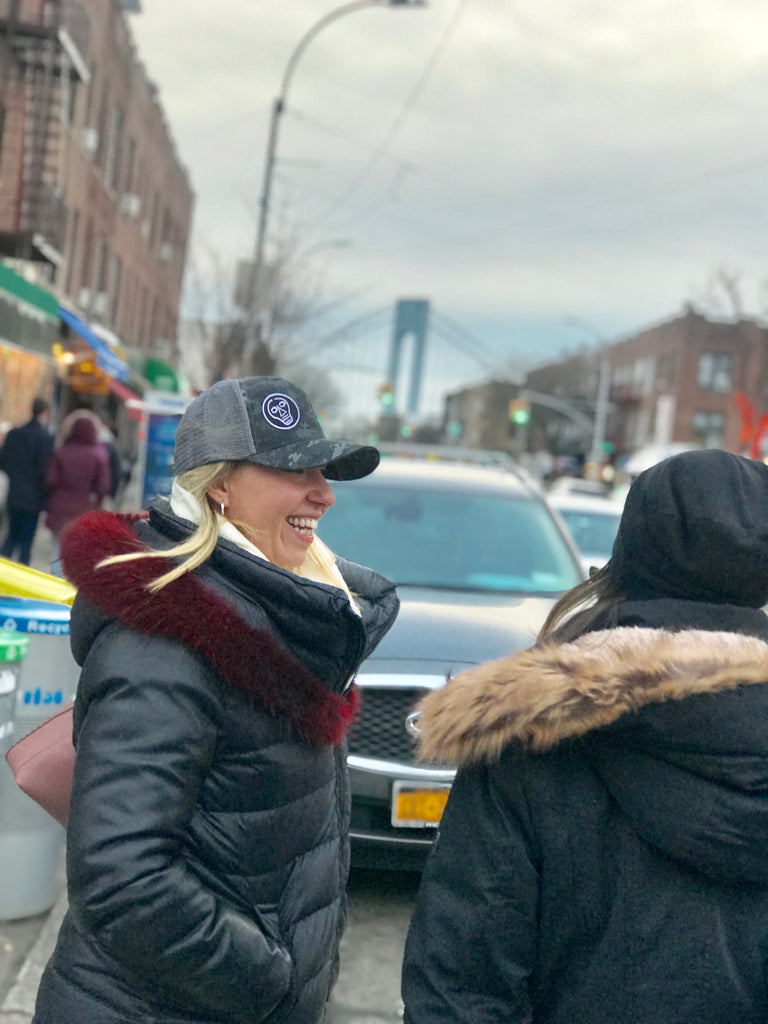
[319,483,582,594]
[556,507,621,562]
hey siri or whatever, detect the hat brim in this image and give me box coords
[248,438,380,481]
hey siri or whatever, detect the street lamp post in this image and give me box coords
[241,0,426,371]
[564,316,612,470]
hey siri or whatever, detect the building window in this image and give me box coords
[655,352,677,391]
[633,357,655,396]
[697,352,731,392]
[94,92,109,169]
[123,137,136,194]
[104,106,124,191]
[64,208,79,295]
[110,255,122,326]
[692,411,725,447]
[79,221,93,298]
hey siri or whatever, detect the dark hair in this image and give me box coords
[536,563,625,645]
[32,397,49,418]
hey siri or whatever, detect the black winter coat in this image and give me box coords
[402,600,768,1024]
[0,416,53,511]
[34,502,398,1024]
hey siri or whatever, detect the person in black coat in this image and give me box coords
[0,396,53,564]
[402,449,768,1024]
[32,377,399,1024]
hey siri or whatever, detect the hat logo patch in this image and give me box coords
[263,393,300,430]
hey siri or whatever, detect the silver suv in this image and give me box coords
[318,456,584,869]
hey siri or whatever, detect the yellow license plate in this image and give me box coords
[391,782,451,828]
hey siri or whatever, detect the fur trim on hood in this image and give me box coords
[59,510,359,746]
[415,627,768,765]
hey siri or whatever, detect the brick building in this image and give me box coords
[524,308,768,459]
[443,379,520,452]
[0,0,193,405]
[442,309,768,463]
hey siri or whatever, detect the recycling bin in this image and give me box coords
[0,628,29,756]
[0,598,78,921]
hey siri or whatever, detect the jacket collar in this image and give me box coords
[60,510,359,746]
[415,626,768,765]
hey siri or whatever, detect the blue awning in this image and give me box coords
[58,306,130,382]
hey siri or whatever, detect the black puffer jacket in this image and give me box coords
[403,449,768,1024]
[0,415,53,511]
[402,605,768,1023]
[34,501,398,1024]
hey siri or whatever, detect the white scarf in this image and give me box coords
[170,481,359,612]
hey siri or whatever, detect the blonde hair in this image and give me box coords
[97,461,355,600]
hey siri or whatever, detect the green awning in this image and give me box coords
[143,355,189,394]
[0,264,59,323]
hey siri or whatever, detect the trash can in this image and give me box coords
[0,598,78,921]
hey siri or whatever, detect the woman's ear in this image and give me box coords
[207,481,228,507]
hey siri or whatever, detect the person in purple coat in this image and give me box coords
[45,412,110,570]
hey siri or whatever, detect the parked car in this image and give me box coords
[547,490,624,574]
[546,474,612,498]
[376,441,521,472]
[317,457,585,869]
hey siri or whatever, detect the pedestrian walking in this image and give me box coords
[44,410,111,572]
[0,396,53,565]
[402,448,768,1024]
[32,376,399,1024]
[100,418,130,507]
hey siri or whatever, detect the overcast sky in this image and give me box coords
[129,1,768,421]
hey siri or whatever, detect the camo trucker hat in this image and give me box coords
[173,377,380,481]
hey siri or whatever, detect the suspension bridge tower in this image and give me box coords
[386,298,430,416]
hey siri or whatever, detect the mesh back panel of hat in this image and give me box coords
[175,381,256,471]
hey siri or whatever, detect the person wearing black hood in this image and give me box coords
[402,449,768,1024]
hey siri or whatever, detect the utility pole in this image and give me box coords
[589,357,611,468]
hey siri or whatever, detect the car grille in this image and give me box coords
[348,686,428,763]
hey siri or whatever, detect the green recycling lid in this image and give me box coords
[0,629,29,662]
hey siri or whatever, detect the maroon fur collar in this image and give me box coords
[59,511,358,745]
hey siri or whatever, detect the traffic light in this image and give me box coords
[377,381,395,411]
[508,398,531,426]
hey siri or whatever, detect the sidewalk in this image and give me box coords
[0,891,67,1024]
[0,525,68,1024]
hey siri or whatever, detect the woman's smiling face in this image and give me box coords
[208,463,335,570]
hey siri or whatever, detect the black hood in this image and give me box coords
[610,449,768,606]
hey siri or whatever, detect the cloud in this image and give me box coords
[129,1,768,409]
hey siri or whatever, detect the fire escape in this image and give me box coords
[0,0,90,268]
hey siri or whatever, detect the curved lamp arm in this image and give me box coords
[243,0,427,368]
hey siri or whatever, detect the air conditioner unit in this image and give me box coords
[159,242,173,262]
[81,127,98,153]
[77,286,90,309]
[120,193,141,218]
[92,291,109,317]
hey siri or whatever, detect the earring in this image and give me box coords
[220,502,226,517]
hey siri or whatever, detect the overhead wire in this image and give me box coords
[305,0,471,229]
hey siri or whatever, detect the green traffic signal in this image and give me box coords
[509,399,531,426]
